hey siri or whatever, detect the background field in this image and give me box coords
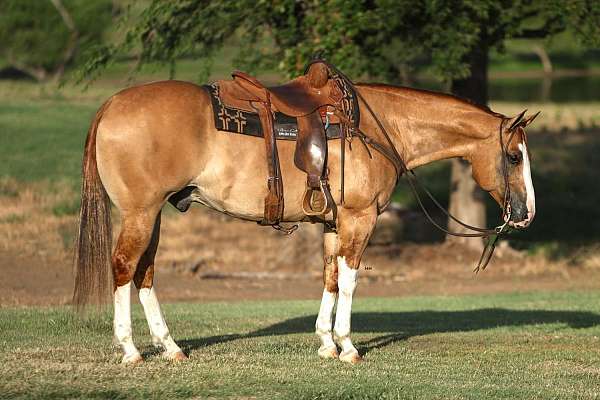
[3,16,600,399]
[2,291,600,399]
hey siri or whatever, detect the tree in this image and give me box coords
[412,1,600,249]
[81,0,600,246]
[0,0,113,82]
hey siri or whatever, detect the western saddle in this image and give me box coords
[216,61,354,228]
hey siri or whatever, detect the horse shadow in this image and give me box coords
[177,308,600,356]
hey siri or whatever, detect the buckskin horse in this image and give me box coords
[73,62,537,365]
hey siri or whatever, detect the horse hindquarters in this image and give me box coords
[76,91,190,363]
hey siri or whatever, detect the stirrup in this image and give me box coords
[302,180,331,216]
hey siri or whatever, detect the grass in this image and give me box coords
[2,291,600,399]
[0,101,96,185]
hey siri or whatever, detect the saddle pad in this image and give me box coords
[204,83,342,140]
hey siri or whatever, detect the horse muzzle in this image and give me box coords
[508,201,534,229]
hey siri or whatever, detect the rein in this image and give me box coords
[309,59,515,272]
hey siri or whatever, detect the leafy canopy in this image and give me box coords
[0,0,113,80]
[81,0,600,83]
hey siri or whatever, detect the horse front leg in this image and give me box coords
[315,226,340,359]
[333,206,378,364]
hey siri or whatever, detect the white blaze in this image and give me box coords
[518,142,535,223]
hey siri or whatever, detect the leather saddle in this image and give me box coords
[216,62,345,226]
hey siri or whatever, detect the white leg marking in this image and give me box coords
[114,283,141,363]
[139,287,182,356]
[518,142,536,223]
[315,289,338,358]
[333,256,360,363]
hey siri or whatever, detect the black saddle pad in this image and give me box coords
[204,83,346,140]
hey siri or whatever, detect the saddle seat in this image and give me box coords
[231,63,343,117]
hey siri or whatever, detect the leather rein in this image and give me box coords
[311,59,518,272]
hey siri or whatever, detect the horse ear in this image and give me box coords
[506,109,527,131]
[521,111,541,127]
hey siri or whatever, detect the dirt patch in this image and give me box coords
[1,181,600,307]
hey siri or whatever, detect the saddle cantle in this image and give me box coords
[208,61,359,228]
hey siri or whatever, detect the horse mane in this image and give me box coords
[356,82,505,119]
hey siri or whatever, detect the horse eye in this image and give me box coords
[507,153,522,165]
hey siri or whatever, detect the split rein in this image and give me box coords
[316,60,515,272]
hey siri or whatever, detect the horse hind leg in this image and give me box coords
[133,211,186,361]
[315,226,339,359]
[112,208,160,364]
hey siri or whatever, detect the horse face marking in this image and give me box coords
[513,142,535,227]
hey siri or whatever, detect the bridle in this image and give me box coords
[311,58,521,272]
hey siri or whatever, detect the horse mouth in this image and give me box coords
[508,212,534,229]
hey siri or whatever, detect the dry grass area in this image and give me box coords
[0,178,75,261]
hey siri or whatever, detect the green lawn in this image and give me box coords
[0,100,96,185]
[2,291,600,399]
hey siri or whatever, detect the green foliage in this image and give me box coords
[0,0,113,80]
[81,0,600,83]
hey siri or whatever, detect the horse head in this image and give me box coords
[470,110,539,229]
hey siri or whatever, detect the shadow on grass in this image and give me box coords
[177,308,600,357]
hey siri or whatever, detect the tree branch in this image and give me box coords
[49,0,79,81]
[5,52,47,81]
[516,16,565,39]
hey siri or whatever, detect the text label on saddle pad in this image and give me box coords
[204,84,342,140]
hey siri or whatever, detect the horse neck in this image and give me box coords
[357,85,501,169]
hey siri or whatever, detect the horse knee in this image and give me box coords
[337,256,358,296]
[323,255,338,293]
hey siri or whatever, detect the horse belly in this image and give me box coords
[190,134,307,222]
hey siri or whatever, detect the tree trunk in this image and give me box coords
[447,41,489,250]
[49,0,79,82]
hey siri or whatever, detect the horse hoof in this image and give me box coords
[121,353,143,365]
[339,350,362,364]
[165,351,188,362]
[318,345,339,359]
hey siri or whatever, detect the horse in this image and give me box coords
[73,78,537,365]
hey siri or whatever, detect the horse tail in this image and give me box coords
[73,99,113,311]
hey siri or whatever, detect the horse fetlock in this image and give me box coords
[316,328,336,349]
[335,334,361,364]
[151,335,163,347]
